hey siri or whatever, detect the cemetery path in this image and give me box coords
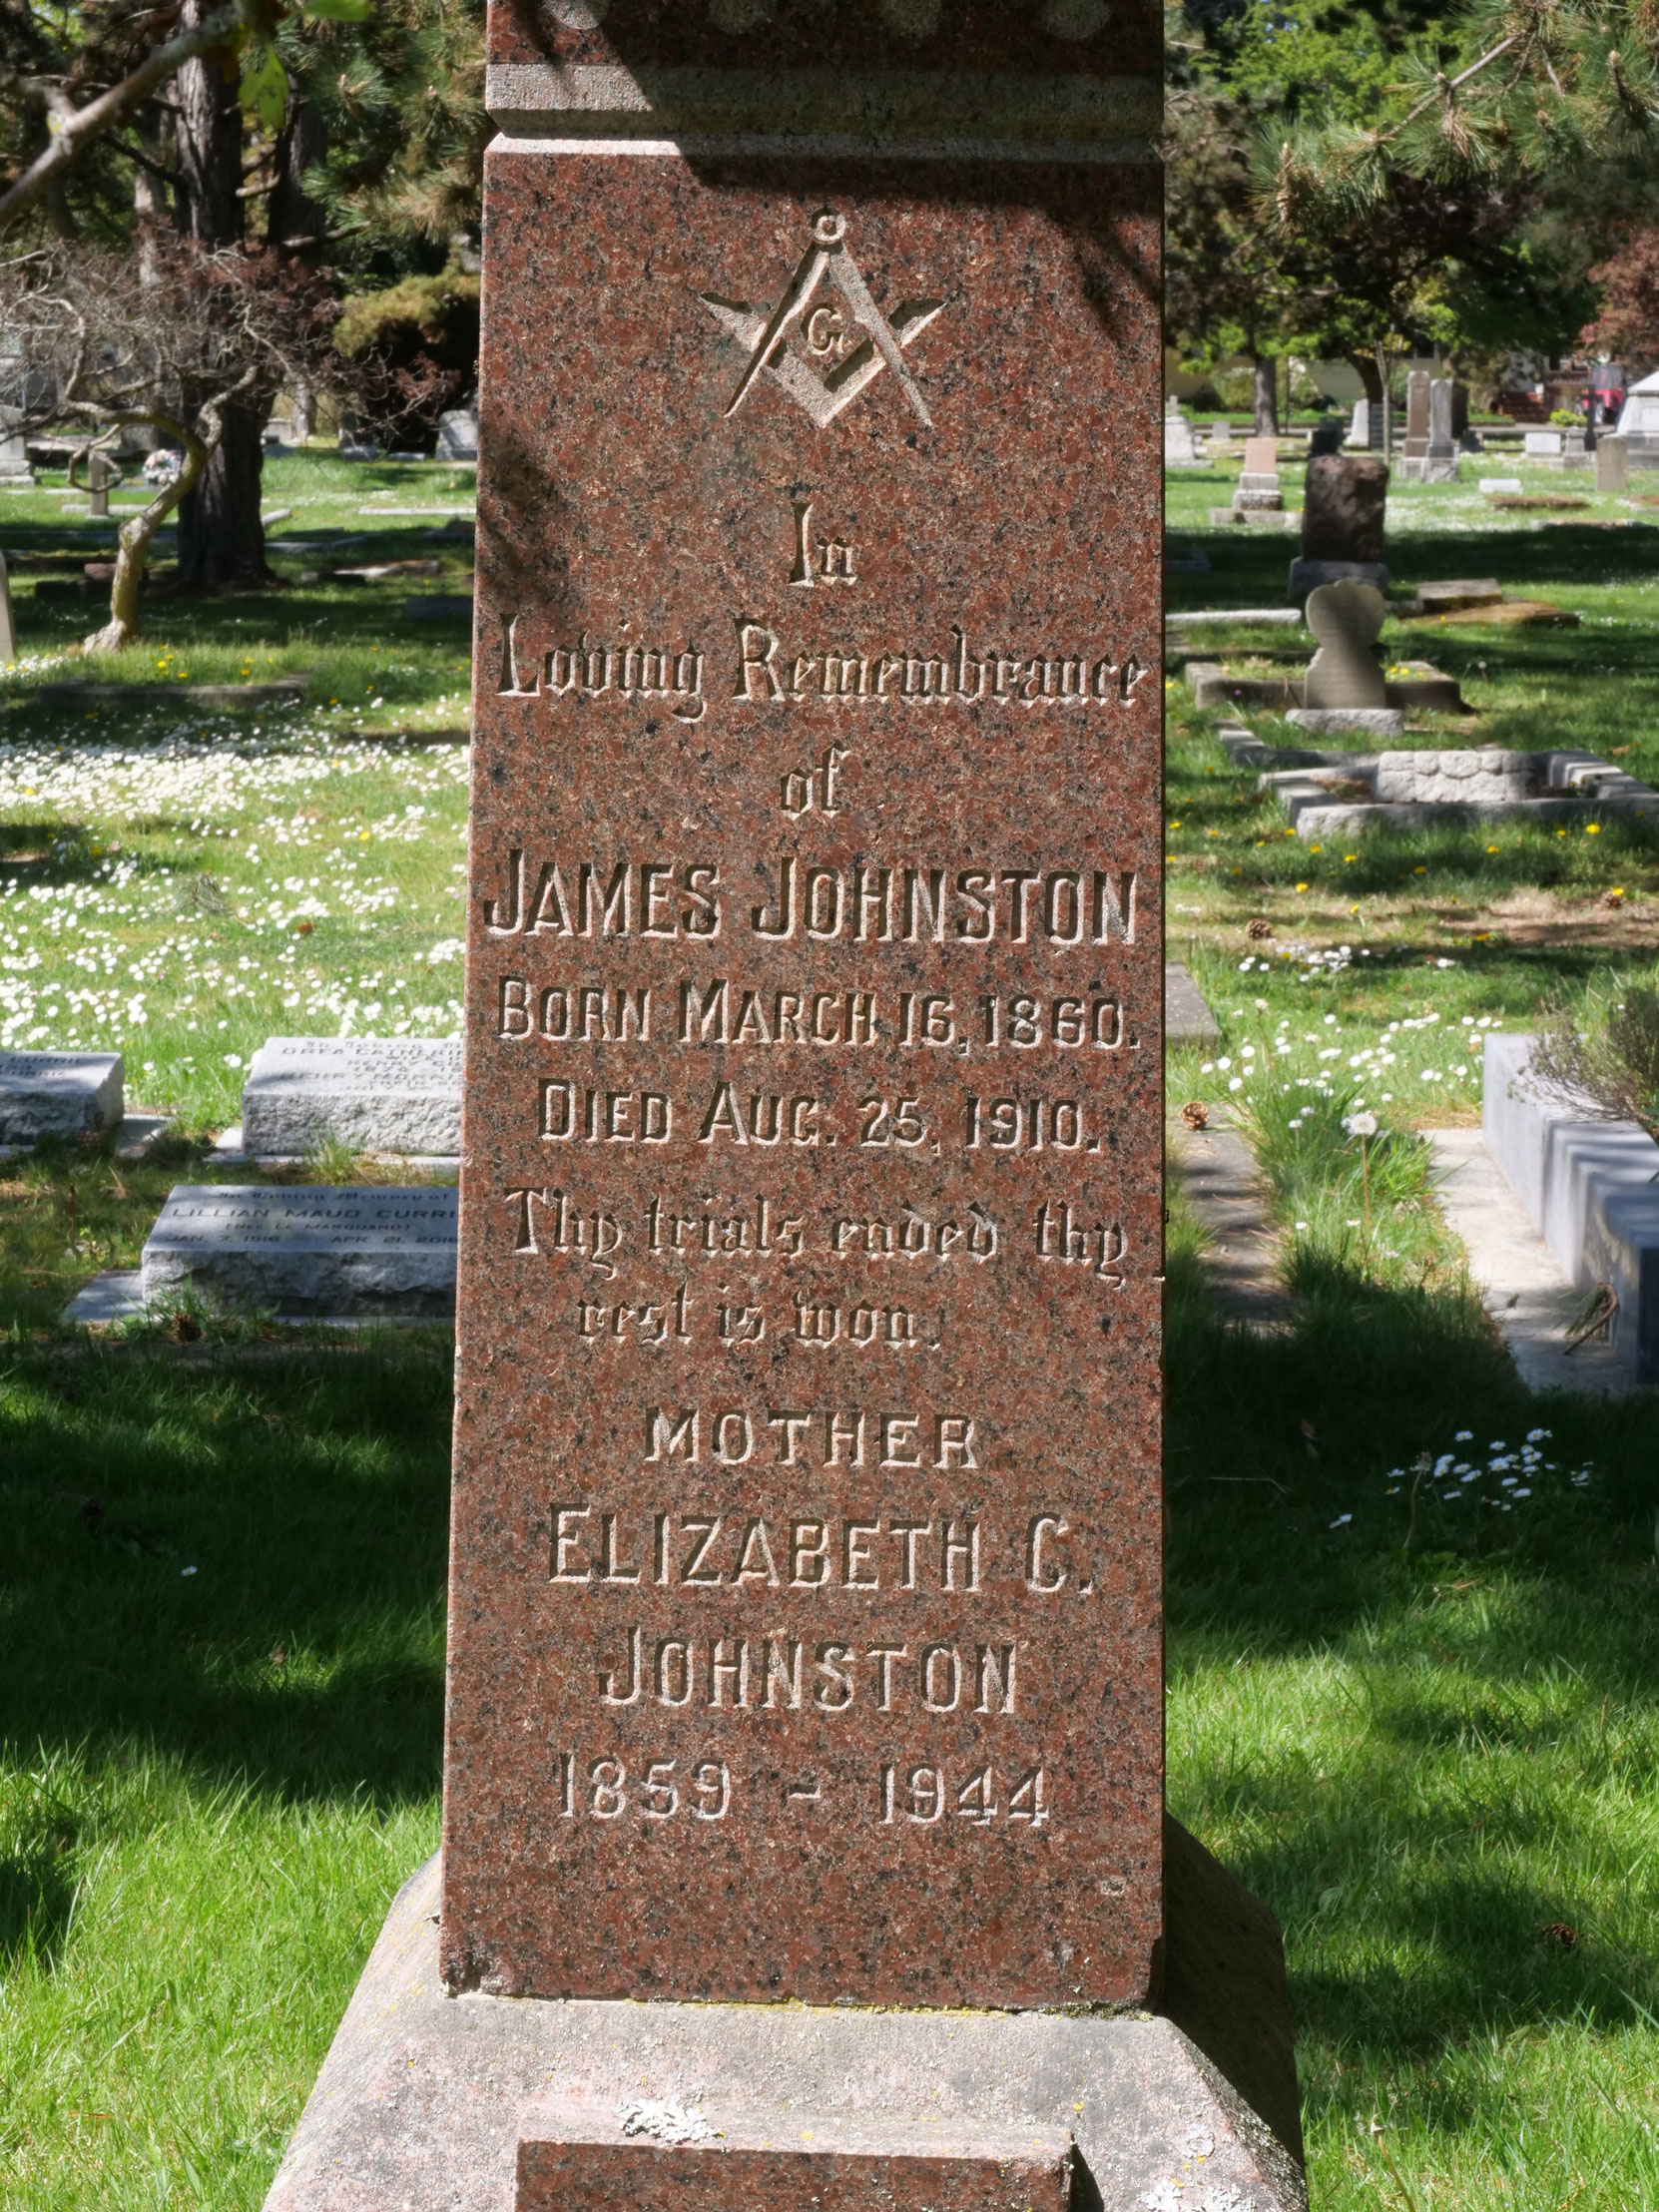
[1170,1112,1295,1328]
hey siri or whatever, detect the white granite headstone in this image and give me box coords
[0,1050,124,1143]
[141,1184,458,1315]
[242,1036,462,1157]
[436,409,479,460]
[1523,429,1561,457]
[1164,405,1198,466]
[0,407,33,485]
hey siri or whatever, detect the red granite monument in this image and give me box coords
[264,8,1305,2208]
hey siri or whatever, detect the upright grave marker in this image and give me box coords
[266,9,1304,2205]
[451,1,1168,2012]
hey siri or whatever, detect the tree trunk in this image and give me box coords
[1252,354,1279,437]
[175,3,274,590]
[176,8,243,249]
[269,96,328,256]
[177,402,270,591]
[84,415,204,654]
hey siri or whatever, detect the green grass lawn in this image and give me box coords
[2,450,1658,2209]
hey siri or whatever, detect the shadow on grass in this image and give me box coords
[0,1345,451,1811]
[1168,1259,1659,2084]
[0,1761,83,1970]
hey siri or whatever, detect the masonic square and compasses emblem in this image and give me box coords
[699,210,944,429]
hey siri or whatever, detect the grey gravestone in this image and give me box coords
[403,593,475,621]
[1401,369,1430,460]
[88,450,110,518]
[1596,437,1629,491]
[1422,379,1459,481]
[242,1036,462,1158]
[141,1184,458,1316]
[1290,453,1387,601]
[0,1050,123,1144]
[1302,581,1386,708]
[0,550,15,662]
[1524,430,1560,458]
[1164,403,1199,465]
[436,408,479,460]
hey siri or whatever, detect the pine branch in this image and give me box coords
[0,0,274,236]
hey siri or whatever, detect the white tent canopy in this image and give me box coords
[1615,368,1659,440]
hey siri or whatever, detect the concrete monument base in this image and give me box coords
[263,1821,1305,2212]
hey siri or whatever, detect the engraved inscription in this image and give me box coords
[733,619,1148,711]
[790,498,858,588]
[698,209,943,429]
[497,621,706,720]
[781,744,847,817]
[480,850,1137,948]
[593,1627,1016,1715]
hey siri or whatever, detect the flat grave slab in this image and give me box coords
[141,1184,457,1316]
[1164,607,1303,627]
[62,1270,147,1327]
[1263,748,1657,839]
[31,679,306,709]
[1166,959,1220,1045]
[242,1036,463,1159]
[404,594,475,621]
[0,1049,123,1145]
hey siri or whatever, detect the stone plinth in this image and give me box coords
[1484,1034,1659,1385]
[0,1050,123,1144]
[141,1184,457,1315]
[1286,706,1403,737]
[262,1830,1306,2212]
[516,2101,1073,2212]
[241,1036,463,1158]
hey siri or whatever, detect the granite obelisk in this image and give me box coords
[264,9,1305,2206]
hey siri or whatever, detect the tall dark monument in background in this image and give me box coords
[265,7,1306,2207]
